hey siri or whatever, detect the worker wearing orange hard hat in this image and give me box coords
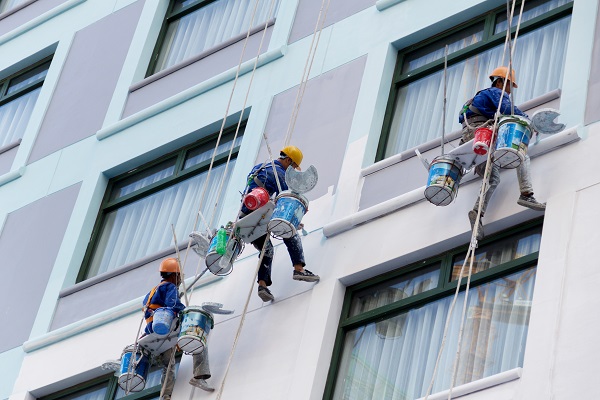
[458,66,545,240]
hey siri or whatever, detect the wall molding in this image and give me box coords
[0,165,25,187]
[376,0,408,12]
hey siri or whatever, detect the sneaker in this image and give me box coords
[468,210,484,241]
[293,269,320,282]
[517,194,546,211]
[257,286,274,302]
[189,378,215,392]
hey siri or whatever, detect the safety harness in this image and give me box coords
[460,90,489,127]
[143,281,168,324]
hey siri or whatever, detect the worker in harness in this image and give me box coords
[239,146,320,302]
[459,66,546,240]
[143,258,214,398]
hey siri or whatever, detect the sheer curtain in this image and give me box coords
[87,161,234,278]
[155,0,280,72]
[333,267,537,400]
[0,88,41,147]
[0,0,28,14]
[385,16,571,157]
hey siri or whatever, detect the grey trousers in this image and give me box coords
[461,124,534,216]
[160,347,211,398]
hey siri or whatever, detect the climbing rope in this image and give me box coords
[423,1,526,398]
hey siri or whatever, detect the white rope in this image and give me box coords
[441,45,448,155]
[423,1,526,398]
[283,0,332,147]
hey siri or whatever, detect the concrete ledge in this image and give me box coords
[0,0,87,45]
[0,165,25,187]
[96,45,287,141]
[416,367,522,400]
[376,0,408,12]
[24,273,220,353]
[324,126,580,238]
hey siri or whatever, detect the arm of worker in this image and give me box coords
[164,283,186,314]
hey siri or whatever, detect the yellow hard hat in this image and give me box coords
[159,258,180,273]
[281,145,303,167]
[489,66,518,88]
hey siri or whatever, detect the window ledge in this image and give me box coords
[0,165,25,187]
[24,273,220,353]
[96,45,287,141]
[0,138,21,155]
[363,89,562,178]
[324,125,580,238]
[0,0,36,20]
[0,0,87,46]
[376,0,408,12]
[132,18,276,92]
[416,367,522,400]
[61,242,190,297]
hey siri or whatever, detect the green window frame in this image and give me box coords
[323,219,543,400]
[78,125,244,283]
[0,55,52,148]
[376,0,573,161]
[146,0,280,76]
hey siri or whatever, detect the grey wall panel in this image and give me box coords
[0,145,18,176]
[50,251,204,330]
[0,0,66,36]
[256,56,367,200]
[27,0,144,164]
[0,183,81,352]
[288,0,374,44]
[584,3,600,125]
[122,26,274,118]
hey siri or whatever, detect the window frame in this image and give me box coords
[376,1,574,161]
[322,218,543,400]
[77,124,244,283]
[146,0,222,77]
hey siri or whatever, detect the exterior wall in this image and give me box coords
[0,0,68,37]
[1,0,600,400]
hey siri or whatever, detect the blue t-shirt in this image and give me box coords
[142,280,185,334]
[241,159,288,215]
[459,87,528,123]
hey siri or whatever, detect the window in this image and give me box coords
[78,127,244,282]
[148,0,281,75]
[0,57,51,148]
[377,0,572,160]
[324,221,542,400]
[0,0,29,14]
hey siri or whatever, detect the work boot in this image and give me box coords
[293,268,320,282]
[257,286,274,302]
[189,378,215,392]
[517,194,546,211]
[468,210,484,241]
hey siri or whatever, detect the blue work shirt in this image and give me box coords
[241,159,288,215]
[458,87,528,124]
[142,280,185,334]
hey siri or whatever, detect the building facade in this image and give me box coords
[1,0,599,399]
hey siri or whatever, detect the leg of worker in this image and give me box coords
[285,233,319,281]
[469,163,500,240]
[159,347,177,400]
[189,348,214,392]
[252,235,275,301]
[516,155,546,210]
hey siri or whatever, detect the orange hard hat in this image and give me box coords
[159,258,180,273]
[489,66,518,88]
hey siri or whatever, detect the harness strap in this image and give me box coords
[144,281,168,324]
[248,160,270,189]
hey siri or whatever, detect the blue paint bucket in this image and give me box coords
[152,307,175,336]
[118,345,149,392]
[267,191,308,239]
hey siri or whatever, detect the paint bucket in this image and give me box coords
[267,191,308,239]
[118,345,150,392]
[424,156,464,206]
[177,307,214,355]
[152,307,176,337]
[493,115,532,169]
[205,232,242,276]
[472,126,494,155]
[243,187,270,210]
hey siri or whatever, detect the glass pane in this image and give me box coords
[402,22,485,74]
[0,87,41,147]
[86,161,235,278]
[333,267,536,400]
[114,363,175,399]
[451,226,541,280]
[384,16,570,157]
[184,131,243,169]
[0,0,29,14]
[154,0,280,72]
[6,61,51,95]
[56,383,108,400]
[349,263,441,317]
[494,0,571,33]
[172,0,204,14]
[109,158,177,201]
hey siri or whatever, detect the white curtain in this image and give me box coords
[155,0,280,72]
[87,161,235,277]
[0,0,28,14]
[333,267,537,400]
[385,16,570,157]
[0,88,41,147]
[58,383,108,400]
